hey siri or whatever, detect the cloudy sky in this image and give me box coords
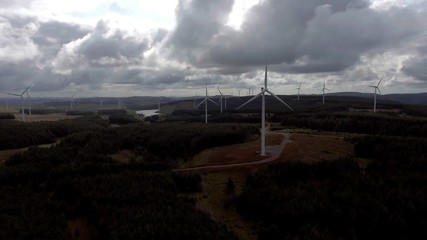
[1,0,426,97]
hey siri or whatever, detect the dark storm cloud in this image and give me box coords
[165,0,425,77]
[296,5,422,72]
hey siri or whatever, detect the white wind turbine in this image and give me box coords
[193,94,198,109]
[196,84,218,124]
[296,83,303,100]
[224,90,233,110]
[320,80,330,104]
[217,86,224,114]
[1,85,32,122]
[70,93,76,111]
[370,75,384,113]
[236,56,293,156]
[26,89,32,116]
[158,97,164,113]
[117,98,122,109]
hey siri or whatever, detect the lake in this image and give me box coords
[135,109,159,117]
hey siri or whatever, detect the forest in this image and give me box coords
[0,120,257,239]
[236,135,427,240]
[1,106,426,239]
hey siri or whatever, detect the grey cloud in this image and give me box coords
[0,0,33,9]
[77,21,150,66]
[0,62,35,90]
[166,0,425,77]
[32,20,90,59]
[296,5,423,72]
[166,0,234,62]
[33,21,90,46]
[403,57,427,81]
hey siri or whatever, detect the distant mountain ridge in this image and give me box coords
[326,92,427,106]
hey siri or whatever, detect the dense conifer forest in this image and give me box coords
[236,134,427,239]
[1,107,426,239]
[0,119,256,239]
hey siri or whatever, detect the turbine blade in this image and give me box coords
[266,89,294,111]
[325,88,331,91]
[377,76,384,87]
[208,98,218,105]
[235,92,262,110]
[196,98,207,108]
[217,87,223,96]
[300,88,304,94]
[21,84,32,95]
[377,87,383,96]
[0,92,20,96]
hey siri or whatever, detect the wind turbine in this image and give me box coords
[370,75,384,113]
[70,93,76,111]
[117,98,122,109]
[236,55,293,156]
[158,97,164,113]
[1,85,32,122]
[296,83,303,100]
[217,86,224,114]
[196,84,218,124]
[193,94,198,109]
[26,90,32,116]
[320,80,330,104]
[237,89,241,97]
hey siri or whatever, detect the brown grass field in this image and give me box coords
[182,131,355,240]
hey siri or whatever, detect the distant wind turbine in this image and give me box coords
[26,89,32,116]
[196,84,218,124]
[117,98,122,109]
[1,84,32,122]
[320,81,330,104]
[193,94,198,109]
[370,76,384,113]
[217,86,224,114]
[296,83,303,100]
[236,54,293,156]
[70,93,76,111]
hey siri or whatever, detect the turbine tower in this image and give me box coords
[158,97,164,113]
[296,83,303,100]
[70,93,76,111]
[26,90,32,116]
[196,84,218,124]
[217,86,224,114]
[1,85,32,122]
[236,55,293,156]
[370,76,384,113]
[320,80,330,104]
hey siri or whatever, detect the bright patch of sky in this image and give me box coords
[226,0,259,29]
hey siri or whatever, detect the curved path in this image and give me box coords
[173,133,291,172]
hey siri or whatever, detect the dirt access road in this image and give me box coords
[174,133,291,172]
